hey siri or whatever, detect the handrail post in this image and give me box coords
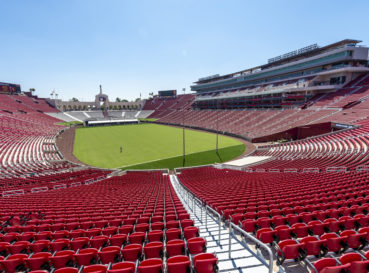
[228,217,232,258]
[205,206,208,229]
[230,223,274,273]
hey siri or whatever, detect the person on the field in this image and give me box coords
[120,146,122,153]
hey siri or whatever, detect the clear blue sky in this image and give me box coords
[1,0,368,101]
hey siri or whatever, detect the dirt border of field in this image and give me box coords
[56,125,87,166]
[55,123,256,168]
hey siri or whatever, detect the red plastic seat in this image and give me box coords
[90,235,109,249]
[83,264,108,273]
[128,232,146,244]
[320,233,345,253]
[0,242,10,256]
[50,250,75,269]
[256,228,276,244]
[26,252,52,271]
[119,225,134,235]
[167,255,191,273]
[183,226,199,240]
[107,261,135,273]
[85,228,102,237]
[187,237,206,255]
[110,234,127,247]
[166,220,180,229]
[150,222,164,231]
[147,230,163,242]
[276,239,305,265]
[144,241,163,259]
[102,226,118,236]
[300,237,326,257]
[180,219,194,229]
[74,248,98,266]
[54,268,79,273]
[135,223,149,233]
[166,239,186,257]
[121,243,142,261]
[166,228,182,241]
[7,240,30,254]
[137,258,163,273]
[0,253,28,273]
[98,246,121,264]
[35,231,53,241]
[313,258,337,273]
[70,237,90,251]
[50,239,71,252]
[193,253,218,273]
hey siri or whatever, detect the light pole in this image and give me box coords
[216,100,219,156]
[182,88,186,167]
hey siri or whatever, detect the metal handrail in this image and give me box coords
[205,205,222,245]
[230,222,274,273]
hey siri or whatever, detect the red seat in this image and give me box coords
[320,233,346,253]
[70,237,90,251]
[313,258,337,273]
[150,222,164,231]
[107,261,135,273]
[26,252,52,271]
[50,250,75,269]
[166,220,180,229]
[98,246,121,264]
[0,242,10,256]
[167,255,191,273]
[300,236,327,257]
[54,268,79,273]
[147,230,163,242]
[110,234,127,247]
[85,228,102,237]
[180,219,194,229]
[121,244,142,262]
[83,264,108,273]
[128,232,146,244]
[166,239,186,257]
[144,241,163,259]
[276,239,305,265]
[90,235,109,249]
[74,248,98,266]
[7,240,30,254]
[166,228,182,241]
[137,258,163,273]
[183,226,199,240]
[102,226,118,236]
[256,228,276,244]
[50,239,71,252]
[193,253,218,273]
[187,237,206,255]
[119,225,134,235]
[0,253,28,273]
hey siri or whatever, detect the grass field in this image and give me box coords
[74,123,245,169]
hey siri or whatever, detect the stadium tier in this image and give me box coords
[2,39,369,273]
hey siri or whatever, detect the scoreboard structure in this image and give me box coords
[158,90,177,97]
[0,82,21,94]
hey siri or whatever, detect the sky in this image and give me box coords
[0,0,368,102]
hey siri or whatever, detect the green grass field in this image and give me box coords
[74,123,245,169]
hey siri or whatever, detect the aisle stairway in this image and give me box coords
[170,174,271,273]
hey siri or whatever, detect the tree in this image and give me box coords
[122,99,128,102]
[135,98,141,102]
[115,97,121,102]
[71,97,79,102]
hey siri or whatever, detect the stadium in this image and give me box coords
[1,36,369,273]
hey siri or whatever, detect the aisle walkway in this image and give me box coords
[170,174,271,273]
